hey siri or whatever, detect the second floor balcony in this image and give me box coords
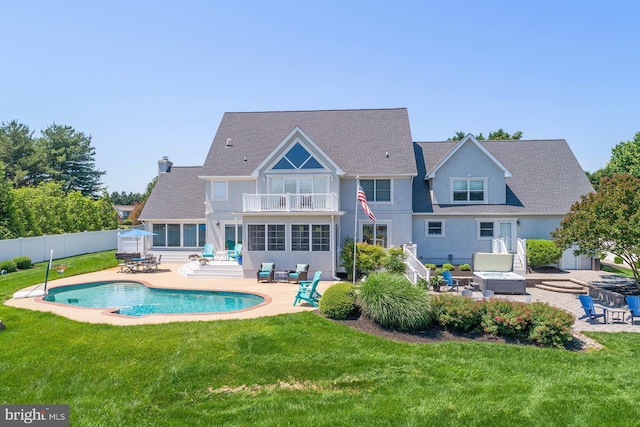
[243,193,339,213]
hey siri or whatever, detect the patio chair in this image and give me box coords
[578,295,606,324]
[293,271,322,307]
[288,263,309,283]
[626,295,640,324]
[227,243,242,261]
[201,243,214,259]
[257,262,275,282]
[442,271,459,292]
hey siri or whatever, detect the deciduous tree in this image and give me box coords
[552,174,640,285]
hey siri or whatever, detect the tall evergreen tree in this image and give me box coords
[37,124,105,196]
[0,165,22,238]
[0,120,41,187]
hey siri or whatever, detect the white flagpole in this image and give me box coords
[352,177,359,285]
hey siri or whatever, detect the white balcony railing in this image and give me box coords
[242,193,339,212]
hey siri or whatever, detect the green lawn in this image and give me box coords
[1,252,640,426]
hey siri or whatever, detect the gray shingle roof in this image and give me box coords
[413,139,594,214]
[139,166,205,220]
[201,108,416,177]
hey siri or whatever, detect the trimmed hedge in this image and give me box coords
[527,239,563,268]
[431,294,574,348]
[0,260,18,273]
[319,282,356,320]
[358,272,432,330]
[13,256,32,270]
[459,263,471,271]
[442,263,455,271]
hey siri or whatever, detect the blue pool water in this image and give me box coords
[43,281,265,316]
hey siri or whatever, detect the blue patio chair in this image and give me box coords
[201,243,214,259]
[227,243,242,261]
[293,271,322,307]
[257,262,275,282]
[626,295,640,324]
[288,263,309,283]
[578,295,606,324]
[442,270,459,292]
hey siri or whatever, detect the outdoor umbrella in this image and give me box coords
[120,229,157,254]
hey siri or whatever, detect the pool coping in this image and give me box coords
[5,264,333,325]
[37,279,273,319]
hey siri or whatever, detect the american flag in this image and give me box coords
[357,185,376,221]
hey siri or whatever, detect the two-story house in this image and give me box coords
[139,108,594,279]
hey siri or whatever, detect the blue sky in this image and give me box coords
[2,1,639,193]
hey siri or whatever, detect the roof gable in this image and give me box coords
[201,108,416,178]
[251,126,344,177]
[427,134,512,179]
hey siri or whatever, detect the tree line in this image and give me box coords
[0,120,117,239]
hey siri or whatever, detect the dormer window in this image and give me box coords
[452,178,486,203]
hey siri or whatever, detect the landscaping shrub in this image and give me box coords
[13,256,32,270]
[481,299,533,340]
[431,294,574,348]
[340,239,387,279]
[424,263,436,270]
[435,268,444,275]
[459,263,471,271]
[0,260,18,273]
[319,282,356,320]
[527,239,564,268]
[614,255,624,264]
[442,263,455,271]
[358,272,432,330]
[431,293,483,333]
[383,248,407,275]
[527,302,575,348]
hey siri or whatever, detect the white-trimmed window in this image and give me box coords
[452,178,486,203]
[247,224,285,251]
[360,179,391,202]
[362,222,389,247]
[425,219,445,237]
[152,223,206,248]
[478,221,495,239]
[291,224,330,251]
[212,181,227,200]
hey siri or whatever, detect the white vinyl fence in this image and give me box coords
[0,230,119,263]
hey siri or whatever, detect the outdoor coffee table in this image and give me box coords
[273,271,289,282]
[604,306,627,323]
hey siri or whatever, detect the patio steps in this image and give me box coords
[177,260,243,279]
[535,280,587,294]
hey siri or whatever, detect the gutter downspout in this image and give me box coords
[331,214,341,281]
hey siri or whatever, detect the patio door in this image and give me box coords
[498,221,514,252]
[224,223,243,250]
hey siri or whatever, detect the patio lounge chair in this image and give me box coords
[257,262,275,282]
[293,271,322,307]
[626,295,640,324]
[288,263,309,283]
[227,243,242,261]
[442,271,459,292]
[578,295,606,324]
[201,244,214,260]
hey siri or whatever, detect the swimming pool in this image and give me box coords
[43,281,266,316]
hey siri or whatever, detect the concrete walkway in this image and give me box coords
[6,265,639,333]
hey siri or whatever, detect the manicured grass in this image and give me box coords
[2,252,640,425]
[601,264,636,279]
